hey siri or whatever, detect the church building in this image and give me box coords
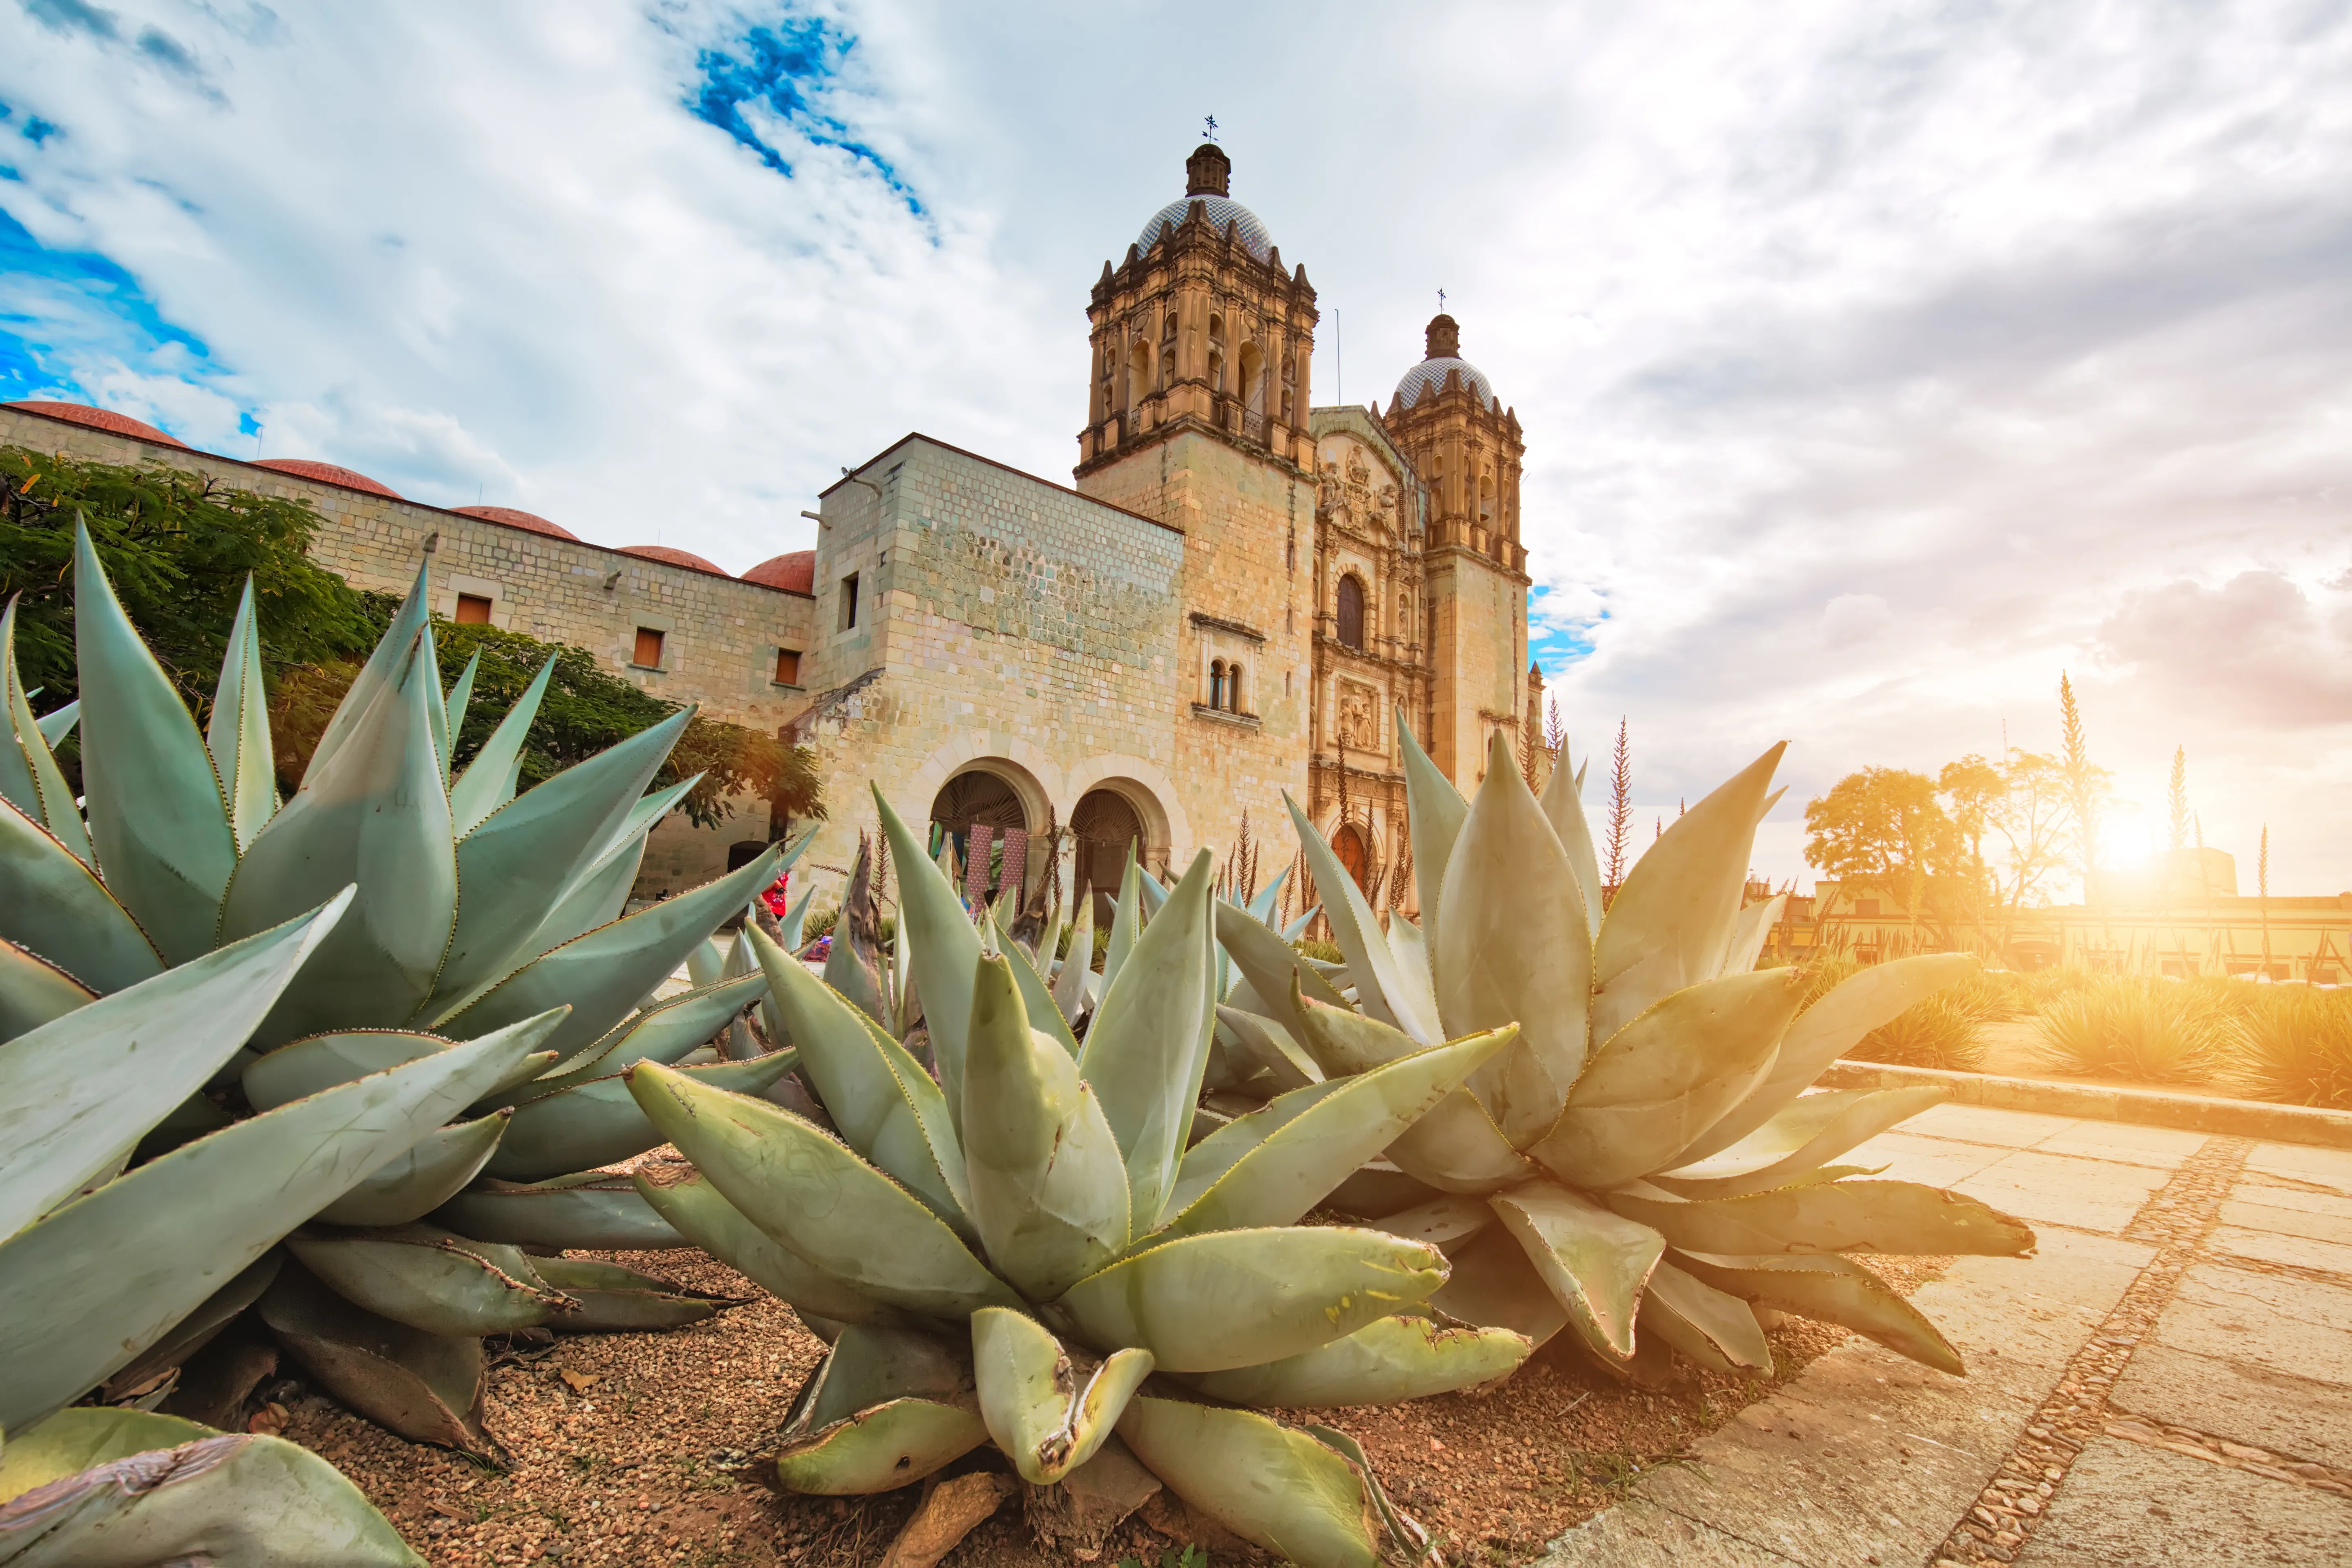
[0,145,1537,920]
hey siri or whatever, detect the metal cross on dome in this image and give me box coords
[1438,288,1447,311]
[1203,115,1218,142]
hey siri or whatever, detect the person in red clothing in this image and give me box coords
[758,869,791,920]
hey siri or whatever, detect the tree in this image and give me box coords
[1802,768,1966,933]
[1978,751,2075,918]
[1938,754,2005,947]
[2057,673,2111,895]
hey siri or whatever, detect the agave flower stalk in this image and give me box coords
[625,787,1530,1566]
[1208,720,2034,1383]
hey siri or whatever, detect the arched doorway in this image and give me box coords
[931,770,1029,908]
[1072,788,1144,927]
[1330,821,1373,899]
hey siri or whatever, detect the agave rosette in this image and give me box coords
[1207,720,2034,1383]
[0,529,797,1493]
[625,788,1528,1565]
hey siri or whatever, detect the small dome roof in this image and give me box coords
[254,458,403,498]
[4,400,186,448]
[740,550,815,593]
[1394,314,1498,411]
[454,505,577,541]
[1137,195,1272,263]
[617,544,727,576]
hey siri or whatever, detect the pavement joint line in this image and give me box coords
[1927,1133,2253,1567]
[2097,1407,2352,1499]
[2198,1250,2352,1289]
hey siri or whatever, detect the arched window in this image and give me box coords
[1160,311,1178,388]
[1128,341,1152,410]
[1336,575,1365,650]
[1209,659,1225,709]
[1280,352,1298,423]
[1239,343,1266,417]
[1098,345,1116,422]
[1227,662,1245,713]
[1479,473,1496,524]
[1207,314,1227,394]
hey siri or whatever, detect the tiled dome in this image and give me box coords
[254,458,403,498]
[1394,356,1497,411]
[455,505,578,541]
[740,550,815,593]
[4,400,186,448]
[617,544,727,576]
[1137,194,1272,263]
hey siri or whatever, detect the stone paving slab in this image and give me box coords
[1952,1149,2170,1236]
[1843,1129,2013,1189]
[2111,1342,2352,1462]
[2029,1122,2206,1169]
[2247,1142,2352,1192]
[2229,1178,2352,1219]
[2012,1436,2352,1565]
[2218,1194,2352,1245]
[2156,1264,2352,1384]
[1899,1103,2084,1149]
[2206,1222,2352,1275]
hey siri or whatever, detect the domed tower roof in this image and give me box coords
[253,458,403,497]
[4,400,187,448]
[1393,314,1497,412]
[740,550,816,593]
[616,543,728,576]
[454,505,578,541]
[1135,143,1272,263]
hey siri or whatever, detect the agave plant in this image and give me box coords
[0,891,557,1563]
[0,526,803,1459]
[1208,721,2034,1383]
[623,788,1531,1566]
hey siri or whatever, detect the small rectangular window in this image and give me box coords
[453,592,492,625]
[839,572,860,632]
[774,648,802,685]
[633,627,665,668]
[1855,898,1880,917]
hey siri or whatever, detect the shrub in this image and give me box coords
[1850,992,1989,1071]
[2230,985,2352,1109]
[1294,937,1344,964]
[2034,978,2225,1085]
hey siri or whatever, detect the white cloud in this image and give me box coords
[4,0,2351,889]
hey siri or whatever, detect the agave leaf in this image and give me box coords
[431,710,690,1008]
[1051,895,1095,1021]
[1054,1226,1445,1374]
[1216,1004,1323,1091]
[441,648,481,767]
[207,577,279,851]
[1381,914,1439,1033]
[1639,1259,1773,1375]
[997,916,1080,1058]
[965,953,1129,1300]
[219,637,457,1042]
[1437,732,1592,1145]
[96,1254,283,1404]
[630,1166,917,1327]
[1532,967,1805,1190]
[1657,1086,1950,1199]
[1289,980,1419,1075]
[0,1411,427,1566]
[71,525,238,963]
[483,1051,795,1183]
[33,698,79,747]
[1247,862,1290,926]
[1396,708,1467,947]
[1717,892,1786,980]
[1283,791,1439,1044]
[1678,954,1978,1165]
[416,624,450,785]
[1100,849,1142,992]
[1078,849,1219,1230]
[530,1256,740,1332]
[748,925,972,1229]
[0,891,354,1241]
[434,1172,686,1251]
[971,1307,1153,1486]
[875,788,984,1130]
[1672,1249,1963,1375]
[1212,900,1351,1035]
[317,1113,511,1228]
[446,653,557,837]
[1488,1180,1665,1365]
[285,1224,575,1336]
[784,1323,977,1458]
[718,927,760,1058]
[1537,726,1605,943]
[0,939,95,1045]
[1425,1224,1570,1348]
[1589,743,1785,1045]
[627,1061,1021,1319]
[258,1262,505,1461]
[1609,1179,2035,1258]
[520,776,701,961]
[1163,1076,1352,1216]
[1184,1311,1530,1408]
[301,564,426,783]
[1156,1027,1518,1241]
[434,845,781,1058]
[1115,1396,1407,1568]
[0,1016,545,1434]
[1369,1193,1495,1249]
[1385,1089,1540,1194]
[773,1399,990,1496]
[243,1017,561,1113]
[0,1408,215,1503]
[1,596,92,864]
[532,972,768,1089]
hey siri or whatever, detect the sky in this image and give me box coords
[5,0,2351,895]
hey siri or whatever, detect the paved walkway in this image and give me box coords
[1538,1103,2352,1566]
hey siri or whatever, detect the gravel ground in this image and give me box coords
[286,1205,1950,1568]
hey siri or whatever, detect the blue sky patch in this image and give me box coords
[1529,584,1599,676]
[688,16,921,214]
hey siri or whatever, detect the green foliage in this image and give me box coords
[1293,938,1343,964]
[2034,977,2225,1084]
[1802,767,1961,897]
[2231,985,2352,1109]
[1848,993,1988,1072]
[0,445,381,716]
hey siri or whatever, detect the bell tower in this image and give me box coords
[1383,314,1531,786]
[1074,145,1320,863]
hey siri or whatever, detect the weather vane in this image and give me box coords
[1203,115,1219,143]
[1437,288,1447,311]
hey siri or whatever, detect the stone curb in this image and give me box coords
[1818,1061,2352,1149]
